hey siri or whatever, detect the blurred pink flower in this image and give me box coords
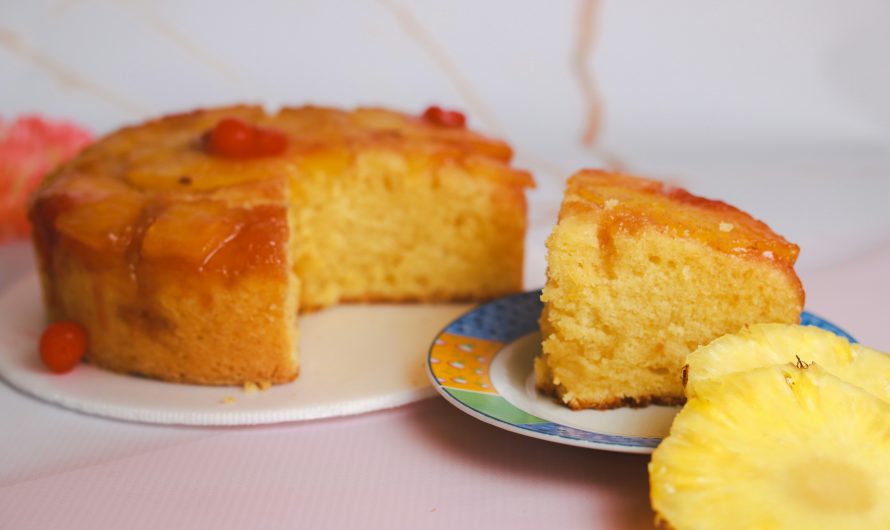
[0,115,92,243]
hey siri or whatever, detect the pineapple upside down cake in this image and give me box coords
[537,170,804,410]
[29,105,533,386]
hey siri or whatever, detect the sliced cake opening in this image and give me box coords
[289,150,529,311]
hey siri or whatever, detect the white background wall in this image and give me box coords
[3,0,889,284]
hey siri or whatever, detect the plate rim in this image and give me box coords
[426,289,856,454]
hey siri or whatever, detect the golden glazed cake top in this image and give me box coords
[30,105,533,278]
[560,169,802,275]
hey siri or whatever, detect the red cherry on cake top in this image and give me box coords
[422,106,466,128]
[204,117,288,158]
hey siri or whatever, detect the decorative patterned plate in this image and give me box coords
[427,291,856,454]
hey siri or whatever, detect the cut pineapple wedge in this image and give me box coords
[650,363,890,530]
[685,324,890,403]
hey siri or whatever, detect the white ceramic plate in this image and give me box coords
[427,291,856,454]
[0,272,472,425]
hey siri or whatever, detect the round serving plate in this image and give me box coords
[427,290,855,454]
[0,272,471,425]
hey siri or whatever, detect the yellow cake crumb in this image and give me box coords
[242,380,272,393]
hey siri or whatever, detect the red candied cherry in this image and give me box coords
[254,128,288,156]
[422,106,466,128]
[205,117,255,158]
[204,117,287,158]
[39,321,87,374]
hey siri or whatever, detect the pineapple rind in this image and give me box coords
[650,364,890,530]
[685,323,890,403]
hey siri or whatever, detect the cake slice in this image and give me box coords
[536,170,804,409]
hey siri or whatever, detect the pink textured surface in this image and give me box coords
[1,240,888,529]
[0,402,653,529]
[799,243,890,351]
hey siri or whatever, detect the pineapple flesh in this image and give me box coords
[685,323,890,403]
[650,363,890,530]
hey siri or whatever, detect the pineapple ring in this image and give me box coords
[684,324,890,403]
[650,364,890,530]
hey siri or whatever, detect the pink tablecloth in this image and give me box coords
[1,239,888,530]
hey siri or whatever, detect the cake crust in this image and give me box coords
[538,170,804,410]
[535,371,686,410]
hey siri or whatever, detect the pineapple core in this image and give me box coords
[787,459,875,514]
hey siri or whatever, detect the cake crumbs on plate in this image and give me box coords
[242,381,273,393]
[221,396,237,405]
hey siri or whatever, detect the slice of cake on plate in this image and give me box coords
[536,169,803,409]
[29,105,533,386]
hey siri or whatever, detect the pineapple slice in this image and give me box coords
[685,324,890,403]
[53,193,144,253]
[650,363,890,530]
[141,201,242,265]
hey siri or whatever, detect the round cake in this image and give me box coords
[29,105,533,385]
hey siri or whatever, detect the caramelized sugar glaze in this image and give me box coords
[565,170,802,294]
